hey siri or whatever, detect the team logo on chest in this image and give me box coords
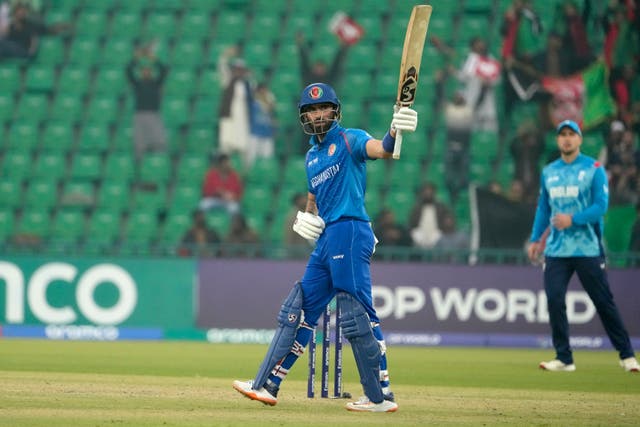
[328,143,336,156]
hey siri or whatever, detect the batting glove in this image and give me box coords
[391,106,418,132]
[293,211,326,243]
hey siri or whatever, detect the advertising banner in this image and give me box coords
[198,259,640,348]
[0,257,195,331]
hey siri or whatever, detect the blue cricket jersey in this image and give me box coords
[530,153,608,257]
[305,124,374,224]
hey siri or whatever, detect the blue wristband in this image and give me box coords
[382,130,395,153]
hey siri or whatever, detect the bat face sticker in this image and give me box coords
[399,66,418,105]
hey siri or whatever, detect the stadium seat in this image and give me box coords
[144,11,177,38]
[185,125,216,154]
[168,184,201,214]
[122,209,159,251]
[241,185,272,216]
[139,153,172,183]
[245,157,280,187]
[69,153,103,181]
[50,210,86,243]
[59,180,96,210]
[175,154,208,185]
[109,12,142,40]
[15,93,49,123]
[75,10,108,37]
[57,66,91,96]
[180,12,211,39]
[605,205,636,253]
[162,96,190,128]
[161,211,191,244]
[93,66,128,95]
[385,190,415,225]
[68,38,100,66]
[23,179,58,211]
[77,123,111,153]
[85,209,122,251]
[0,208,14,244]
[282,157,306,185]
[0,93,14,123]
[165,68,197,96]
[0,65,21,95]
[40,121,76,153]
[131,184,168,213]
[97,180,131,213]
[389,161,422,192]
[24,65,56,92]
[171,40,203,68]
[0,181,22,209]
[0,151,31,183]
[101,38,135,67]
[49,94,84,125]
[206,209,232,236]
[5,121,40,154]
[14,209,50,242]
[32,152,67,183]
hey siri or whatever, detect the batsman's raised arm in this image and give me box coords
[365,106,418,159]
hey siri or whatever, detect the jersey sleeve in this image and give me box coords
[530,172,551,242]
[572,165,608,225]
[345,129,374,162]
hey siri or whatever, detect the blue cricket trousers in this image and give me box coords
[544,256,635,363]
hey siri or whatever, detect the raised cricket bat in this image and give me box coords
[393,4,432,160]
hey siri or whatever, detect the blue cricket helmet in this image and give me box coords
[298,83,342,135]
[298,83,341,110]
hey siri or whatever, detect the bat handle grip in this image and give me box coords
[392,129,403,160]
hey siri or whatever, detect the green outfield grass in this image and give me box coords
[1,339,639,426]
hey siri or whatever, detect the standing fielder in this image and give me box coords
[233,83,418,412]
[528,119,639,373]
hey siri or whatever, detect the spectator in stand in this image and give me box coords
[249,82,277,167]
[500,0,545,118]
[283,192,309,247]
[611,63,639,129]
[607,128,639,205]
[217,45,254,171]
[373,208,412,247]
[433,211,469,254]
[443,90,473,205]
[199,153,244,215]
[630,202,640,253]
[600,120,626,165]
[223,213,260,257]
[551,0,595,74]
[296,31,350,90]
[456,37,501,133]
[126,42,168,162]
[510,120,545,203]
[0,1,69,60]
[408,182,453,249]
[179,209,220,257]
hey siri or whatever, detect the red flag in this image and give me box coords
[329,12,363,45]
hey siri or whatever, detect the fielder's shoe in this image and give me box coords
[620,357,640,372]
[539,359,576,372]
[232,380,278,406]
[345,397,398,413]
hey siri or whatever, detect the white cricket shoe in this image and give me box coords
[232,380,278,406]
[539,359,576,372]
[620,357,640,372]
[345,397,398,413]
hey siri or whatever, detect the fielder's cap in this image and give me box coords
[556,119,582,136]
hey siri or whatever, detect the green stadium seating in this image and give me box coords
[191,97,218,125]
[365,189,382,219]
[68,38,100,66]
[14,209,50,241]
[165,68,197,96]
[59,180,96,210]
[138,153,172,183]
[85,209,122,250]
[162,96,190,128]
[0,151,31,183]
[122,209,159,249]
[49,94,84,125]
[5,121,40,154]
[0,181,22,209]
[84,97,120,126]
[385,189,415,225]
[246,157,280,187]
[23,179,58,211]
[0,208,14,243]
[171,40,203,68]
[206,209,232,236]
[0,93,14,123]
[185,125,216,154]
[103,152,136,183]
[366,158,388,190]
[175,154,208,185]
[168,184,200,214]
[161,211,191,244]
[605,205,636,253]
[102,38,135,66]
[144,11,177,38]
[241,185,272,216]
[77,123,111,153]
[69,153,103,181]
[180,12,211,39]
[49,209,86,245]
[109,12,142,39]
[131,184,168,213]
[75,10,109,38]
[57,66,91,96]
[33,152,67,182]
[93,66,128,95]
[40,121,76,153]
[15,93,49,122]
[24,65,56,92]
[0,65,21,95]
[97,180,131,213]
[389,161,422,191]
